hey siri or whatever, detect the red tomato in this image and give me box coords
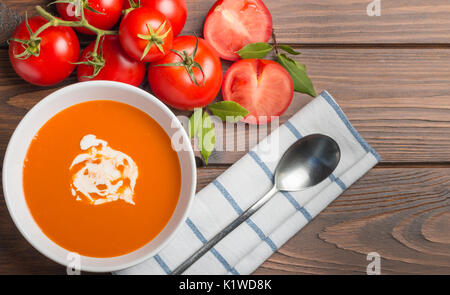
[123,0,187,36]
[119,7,173,62]
[56,0,124,35]
[148,36,223,110]
[9,16,80,86]
[222,59,293,124]
[77,35,146,86]
[203,0,273,61]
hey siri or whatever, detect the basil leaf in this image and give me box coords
[199,112,215,165]
[278,44,301,55]
[208,101,249,122]
[277,53,316,97]
[189,108,202,139]
[236,42,273,59]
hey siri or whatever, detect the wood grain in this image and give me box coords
[1,167,448,274]
[3,0,450,45]
[197,166,450,275]
[2,47,449,164]
[207,48,450,164]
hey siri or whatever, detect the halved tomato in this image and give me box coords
[222,59,293,124]
[203,0,273,61]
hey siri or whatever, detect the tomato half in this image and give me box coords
[203,0,273,61]
[56,0,124,35]
[9,16,80,86]
[148,36,223,110]
[119,7,173,62]
[222,59,293,124]
[77,35,146,86]
[123,0,187,36]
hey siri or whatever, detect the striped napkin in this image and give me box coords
[117,91,380,275]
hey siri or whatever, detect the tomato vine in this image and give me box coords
[10,5,118,77]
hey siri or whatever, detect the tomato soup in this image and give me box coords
[23,100,181,258]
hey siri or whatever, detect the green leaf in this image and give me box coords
[278,44,301,55]
[198,112,215,165]
[236,42,273,59]
[276,53,316,97]
[208,101,249,122]
[189,108,202,139]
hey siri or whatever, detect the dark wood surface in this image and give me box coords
[0,0,449,274]
[3,0,450,45]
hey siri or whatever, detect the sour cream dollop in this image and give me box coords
[69,134,138,206]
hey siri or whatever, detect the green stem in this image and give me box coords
[31,21,53,38]
[11,5,117,63]
[272,30,280,56]
[92,33,103,57]
[35,5,117,36]
[122,0,140,15]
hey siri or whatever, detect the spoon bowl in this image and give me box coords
[275,134,341,191]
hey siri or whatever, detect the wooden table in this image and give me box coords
[1,0,449,274]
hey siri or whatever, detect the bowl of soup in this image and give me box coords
[2,81,196,272]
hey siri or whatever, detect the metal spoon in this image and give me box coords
[171,134,341,275]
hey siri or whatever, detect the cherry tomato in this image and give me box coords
[9,16,80,86]
[77,35,146,86]
[123,0,187,36]
[148,36,223,110]
[222,59,293,124]
[56,0,124,35]
[203,0,273,61]
[119,7,173,62]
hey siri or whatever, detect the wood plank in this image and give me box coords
[2,47,449,164]
[1,167,448,274]
[207,47,450,164]
[186,0,450,44]
[198,166,450,275]
[2,0,450,45]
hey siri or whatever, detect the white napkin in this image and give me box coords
[116,91,380,275]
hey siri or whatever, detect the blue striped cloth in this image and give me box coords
[117,91,380,275]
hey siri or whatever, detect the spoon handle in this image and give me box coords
[171,185,279,275]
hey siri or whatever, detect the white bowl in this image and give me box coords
[2,81,196,272]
